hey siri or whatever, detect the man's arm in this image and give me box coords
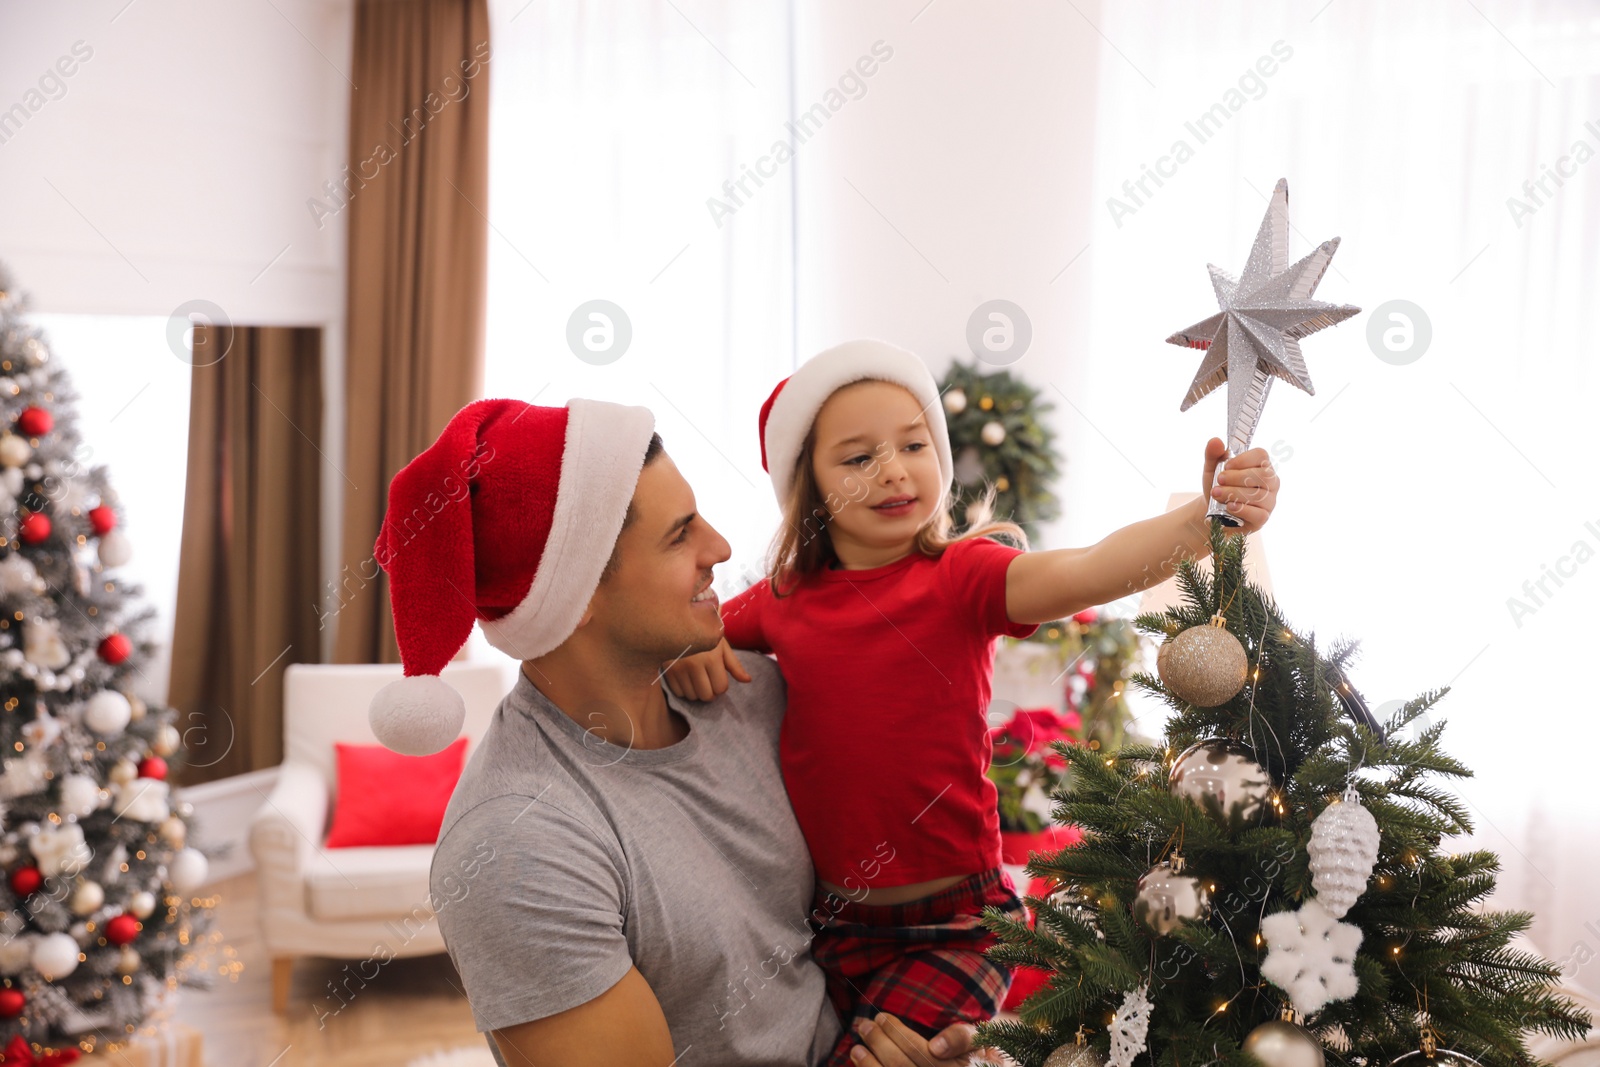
[490,966,675,1066]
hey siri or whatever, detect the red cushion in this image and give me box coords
[323,737,468,849]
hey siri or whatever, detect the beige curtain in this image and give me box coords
[332,0,491,667]
[169,327,325,785]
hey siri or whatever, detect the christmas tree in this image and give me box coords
[939,360,1061,537]
[978,521,1591,1067]
[0,265,221,1060]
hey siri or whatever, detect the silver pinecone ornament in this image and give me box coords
[1307,785,1379,918]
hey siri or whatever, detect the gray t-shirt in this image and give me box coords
[429,651,841,1066]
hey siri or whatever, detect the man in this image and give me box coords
[367,397,977,1066]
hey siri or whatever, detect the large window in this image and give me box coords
[19,313,192,707]
[478,0,796,614]
[1083,0,1599,952]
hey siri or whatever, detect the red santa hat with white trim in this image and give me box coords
[757,338,954,507]
[367,397,656,755]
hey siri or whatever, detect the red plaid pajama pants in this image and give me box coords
[811,868,1026,1067]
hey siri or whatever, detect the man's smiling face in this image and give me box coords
[583,450,731,666]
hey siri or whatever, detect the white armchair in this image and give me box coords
[248,660,510,1013]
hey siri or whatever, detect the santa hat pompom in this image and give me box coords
[368,675,467,756]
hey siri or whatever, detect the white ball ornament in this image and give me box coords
[980,420,1007,446]
[0,433,31,468]
[128,891,156,919]
[84,690,132,737]
[1307,786,1380,919]
[97,529,133,568]
[943,387,968,414]
[108,759,139,786]
[70,880,105,916]
[31,931,82,981]
[160,815,187,848]
[168,847,208,893]
[116,946,141,974]
[152,724,180,757]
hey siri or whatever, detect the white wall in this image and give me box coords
[0,0,356,683]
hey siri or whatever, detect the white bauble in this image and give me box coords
[168,847,208,893]
[159,815,186,848]
[981,420,1007,446]
[31,931,82,981]
[128,891,156,919]
[1307,787,1380,919]
[98,529,133,568]
[115,946,140,974]
[0,468,21,497]
[108,758,138,786]
[0,649,21,669]
[59,774,101,818]
[0,934,34,975]
[152,724,180,757]
[70,880,105,916]
[23,464,41,480]
[84,691,132,737]
[0,433,31,468]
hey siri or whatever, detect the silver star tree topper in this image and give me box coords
[1167,178,1360,525]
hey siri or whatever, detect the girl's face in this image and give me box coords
[809,380,942,563]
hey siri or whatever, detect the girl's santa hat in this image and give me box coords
[368,397,655,755]
[757,339,954,507]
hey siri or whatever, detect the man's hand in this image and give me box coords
[662,637,751,701]
[852,1014,982,1066]
[1201,437,1280,534]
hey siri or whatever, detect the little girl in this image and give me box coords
[665,339,1278,1057]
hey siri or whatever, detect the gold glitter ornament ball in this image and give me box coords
[1045,1040,1107,1067]
[1157,614,1247,706]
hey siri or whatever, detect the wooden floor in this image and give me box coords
[168,870,488,1067]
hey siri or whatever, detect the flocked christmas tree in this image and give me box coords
[0,264,222,1060]
[978,520,1591,1067]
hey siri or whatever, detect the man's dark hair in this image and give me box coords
[599,432,665,582]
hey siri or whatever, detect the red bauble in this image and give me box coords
[1072,607,1099,624]
[88,505,118,535]
[8,866,42,897]
[16,407,53,438]
[137,756,167,781]
[17,512,50,544]
[0,988,22,1019]
[104,913,140,946]
[98,633,132,664]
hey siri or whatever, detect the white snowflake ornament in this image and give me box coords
[1308,786,1380,918]
[1108,983,1153,1067]
[1261,899,1363,1016]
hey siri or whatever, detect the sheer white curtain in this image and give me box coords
[478,0,795,600]
[1083,0,1600,967]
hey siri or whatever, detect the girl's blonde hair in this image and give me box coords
[766,417,1028,597]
